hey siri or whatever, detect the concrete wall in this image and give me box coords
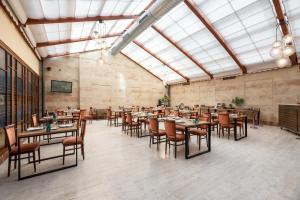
[0,6,39,74]
[170,66,300,125]
[44,51,165,111]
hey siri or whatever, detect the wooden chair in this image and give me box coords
[218,113,233,139]
[149,118,166,150]
[126,113,141,137]
[165,109,171,117]
[189,116,209,150]
[106,108,115,126]
[204,112,219,133]
[32,114,38,127]
[121,112,127,132]
[164,120,185,158]
[4,125,40,177]
[62,119,87,164]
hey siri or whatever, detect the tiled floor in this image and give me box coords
[0,120,300,200]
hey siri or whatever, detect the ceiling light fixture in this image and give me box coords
[93,20,108,64]
[270,17,295,68]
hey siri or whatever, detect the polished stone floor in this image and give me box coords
[0,120,300,200]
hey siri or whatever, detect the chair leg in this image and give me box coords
[38,149,41,163]
[165,139,167,154]
[63,146,65,165]
[14,155,17,169]
[8,156,11,177]
[228,128,230,139]
[199,136,201,150]
[81,144,85,160]
[174,141,177,158]
[157,136,160,150]
[149,135,152,148]
[28,152,30,164]
[33,152,36,172]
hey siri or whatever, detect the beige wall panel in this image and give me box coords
[0,7,39,74]
[45,51,165,111]
[171,66,300,124]
[44,57,79,111]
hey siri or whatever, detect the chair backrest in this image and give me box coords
[80,118,87,139]
[72,112,80,127]
[57,110,64,116]
[165,109,170,116]
[149,118,159,134]
[174,110,179,117]
[80,109,87,118]
[32,114,38,127]
[126,113,133,124]
[4,125,17,151]
[218,113,230,125]
[106,108,112,118]
[121,112,126,122]
[164,120,176,138]
[203,112,211,121]
[200,115,209,122]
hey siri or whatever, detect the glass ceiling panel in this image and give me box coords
[154,2,239,75]
[196,0,277,66]
[20,0,44,18]
[108,19,133,34]
[122,43,184,83]
[136,26,206,78]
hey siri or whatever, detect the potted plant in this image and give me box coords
[232,96,244,107]
[159,95,170,106]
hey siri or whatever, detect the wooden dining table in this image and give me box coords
[39,115,74,124]
[113,110,131,127]
[17,125,78,180]
[159,118,211,159]
[133,112,158,137]
[211,113,248,141]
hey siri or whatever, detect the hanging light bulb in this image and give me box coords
[270,46,283,58]
[276,56,290,67]
[98,57,104,64]
[283,34,293,44]
[282,45,295,57]
[272,41,282,48]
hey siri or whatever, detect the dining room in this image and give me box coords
[0,0,300,200]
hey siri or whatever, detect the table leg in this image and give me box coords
[18,138,21,181]
[234,118,237,141]
[76,130,78,166]
[185,127,189,159]
[208,124,211,152]
[245,116,248,137]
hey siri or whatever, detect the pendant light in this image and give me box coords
[93,20,108,64]
[270,10,295,68]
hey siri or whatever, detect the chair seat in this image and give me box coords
[11,142,40,155]
[151,129,166,136]
[108,116,115,119]
[189,128,207,136]
[167,133,185,141]
[129,121,139,126]
[139,119,148,123]
[62,136,83,146]
[220,123,234,128]
[211,121,218,125]
[176,125,185,132]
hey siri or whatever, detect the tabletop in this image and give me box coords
[159,117,210,128]
[18,126,78,138]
